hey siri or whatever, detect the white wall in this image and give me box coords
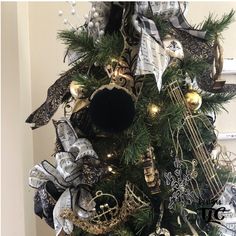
[1,2,36,236]
[1,2,236,236]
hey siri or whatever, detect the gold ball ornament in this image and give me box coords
[69,81,85,99]
[147,103,161,118]
[185,90,202,111]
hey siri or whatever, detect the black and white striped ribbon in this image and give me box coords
[137,15,162,45]
[169,7,206,39]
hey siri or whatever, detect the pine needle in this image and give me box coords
[58,30,123,66]
[200,10,235,41]
[122,121,151,165]
[201,91,236,114]
[132,207,154,236]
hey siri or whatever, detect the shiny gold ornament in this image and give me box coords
[147,103,161,118]
[184,90,202,111]
[69,81,86,99]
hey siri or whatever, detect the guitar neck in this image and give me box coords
[167,80,223,199]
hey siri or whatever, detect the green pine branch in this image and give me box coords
[113,227,135,236]
[200,10,235,41]
[94,33,124,65]
[122,120,151,165]
[58,30,124,66]
[180,56,210,80]
[72,73,109,97]
[152,15,172,39]
[201,91,236,114]
[131,207,154,236]
[58,30,94,52]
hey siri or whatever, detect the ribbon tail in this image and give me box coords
[169,10,206,39]
[53,188,75,236]
[26,66,80,129]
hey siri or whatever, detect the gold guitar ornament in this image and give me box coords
[166,71,224,199]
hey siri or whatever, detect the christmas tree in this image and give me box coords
[27,2,236,236]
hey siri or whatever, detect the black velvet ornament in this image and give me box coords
[89,86,135,133]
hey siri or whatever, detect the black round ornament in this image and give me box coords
[89,85,135,133]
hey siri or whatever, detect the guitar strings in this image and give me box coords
[167,83,220,195]
[167,83,219,194]
[167,80,223,197]
[169,81,222,188]
[171,81,223,194]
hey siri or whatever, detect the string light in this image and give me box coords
[107,166,116,174]
[147,103,160,118]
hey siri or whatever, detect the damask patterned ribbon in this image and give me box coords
[25,66,81,129]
